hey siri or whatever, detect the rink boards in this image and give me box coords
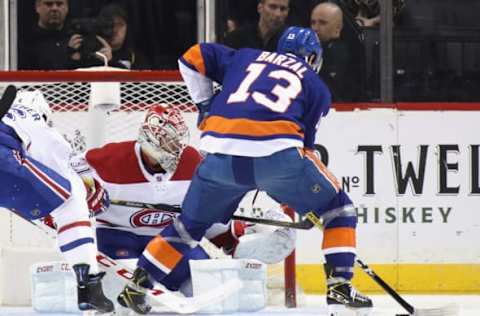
[232,105,480,294]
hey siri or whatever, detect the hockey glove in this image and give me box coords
[195,99,211,128]
[83,177,110,216]
[208,220,247,255]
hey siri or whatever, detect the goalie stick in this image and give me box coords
[14,213,242,314]
[0,85,17,120]
[110,199,314,230]
[305,213,459,316]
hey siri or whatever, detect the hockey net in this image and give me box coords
[0,69,298,308]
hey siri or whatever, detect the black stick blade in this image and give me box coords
[0,85,17,120]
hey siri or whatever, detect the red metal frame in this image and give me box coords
[0,71,479,111]
[0,70,182,82]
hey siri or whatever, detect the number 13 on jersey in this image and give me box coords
[226,63,302,113]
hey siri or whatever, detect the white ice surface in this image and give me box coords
[0,294,478,316]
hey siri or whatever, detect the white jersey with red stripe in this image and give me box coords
[1,96,101,274]
[2,102,83,196]
[78,141,204,236]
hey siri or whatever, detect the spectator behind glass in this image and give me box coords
[223,0,289,51]
[19,0,117,70]
[311,2,365,102]
[227,16,240,34]
[19,0,75,69]
[345,0,406,27]
[96,4,150,70]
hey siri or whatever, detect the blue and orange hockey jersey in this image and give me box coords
[178,43,331,157]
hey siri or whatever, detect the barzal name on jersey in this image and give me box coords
[178,43,332,157]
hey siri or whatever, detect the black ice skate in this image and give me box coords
[72,263,115,313]
[327,280,373,308]
[324,263,372,315]
[117,267,152,315]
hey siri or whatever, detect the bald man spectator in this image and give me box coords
[311,2,366,101]
[311,2,343,42]
[223,0,289,51]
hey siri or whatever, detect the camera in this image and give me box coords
[69,17,114,59]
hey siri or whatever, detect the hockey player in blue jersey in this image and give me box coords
[118,27,373,315]
[0,87,114,313]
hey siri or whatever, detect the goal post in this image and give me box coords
[0,69,298,308]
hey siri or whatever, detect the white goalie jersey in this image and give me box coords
[71,140,202,236]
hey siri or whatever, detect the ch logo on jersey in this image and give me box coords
[130,209,175,228]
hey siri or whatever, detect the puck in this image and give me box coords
[395,314,411,316]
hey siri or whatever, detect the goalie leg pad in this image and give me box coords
[190,258,267,314]
[30,262,80,313]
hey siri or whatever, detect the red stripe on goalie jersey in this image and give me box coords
[86,141,145,183]
[85,141,202,183]
[170,146,203,180]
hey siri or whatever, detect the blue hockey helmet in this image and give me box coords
[277,26,323,72]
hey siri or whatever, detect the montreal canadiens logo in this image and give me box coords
[130,209,175,228]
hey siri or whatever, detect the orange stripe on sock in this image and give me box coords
[322,227,356,249]
[183,44,206,75]
[145,236,183,270]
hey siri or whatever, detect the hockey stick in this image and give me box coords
[111,199,314,230]
[14,213,242,314]
[0,85,17,120]
[305,213,459,316]
[356,259,458,316]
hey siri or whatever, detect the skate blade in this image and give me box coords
[328,304,373,316]
[413,303,459,316]
[82,310,117,316]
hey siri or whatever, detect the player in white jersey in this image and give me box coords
[70,104,296,313]
[0,87,114,313]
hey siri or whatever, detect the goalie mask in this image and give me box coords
[137,105,189,173]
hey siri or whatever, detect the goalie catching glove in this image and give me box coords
[209,206,296,264]
[82,177,110,216]
[233,207,296,264]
